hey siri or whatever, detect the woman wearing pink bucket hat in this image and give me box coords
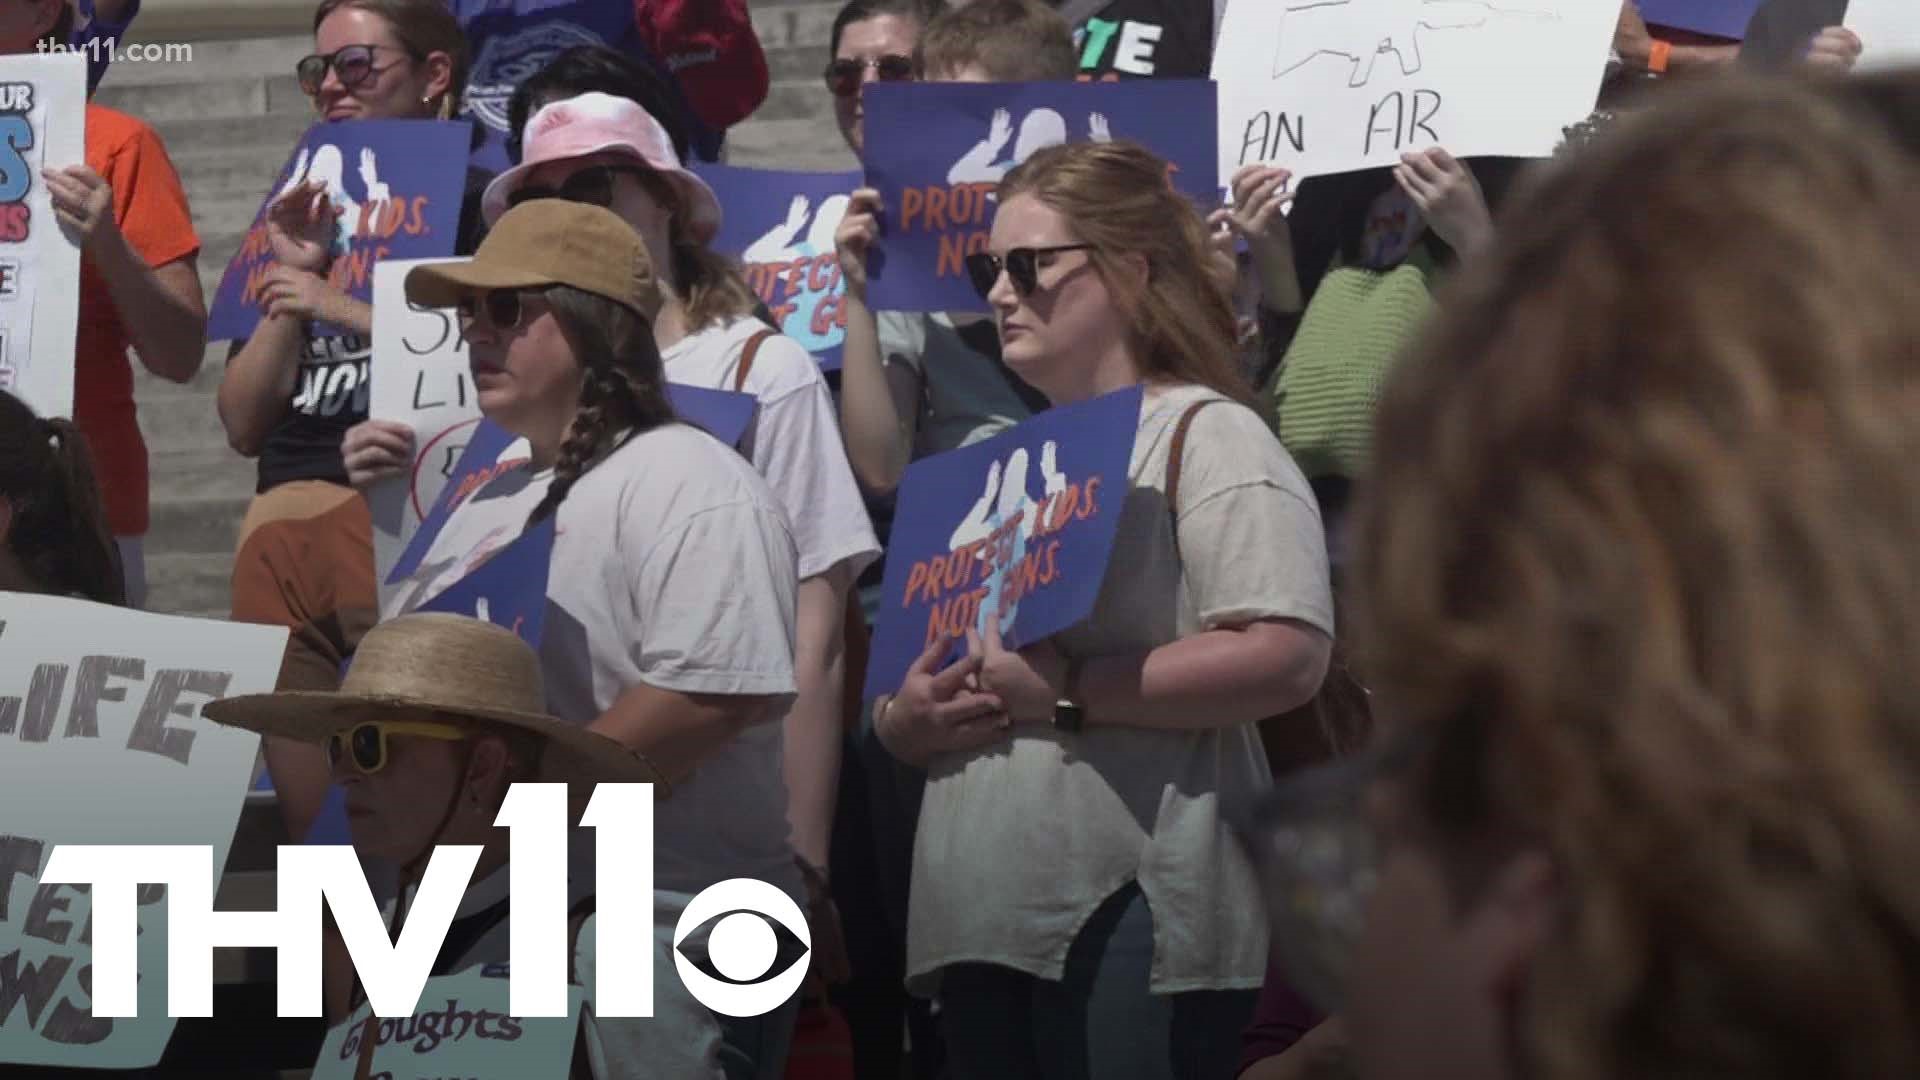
[479,90,725,240]
[493,89,878,886]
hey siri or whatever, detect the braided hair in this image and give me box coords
[523,286,677,528]
[0,391,126,605]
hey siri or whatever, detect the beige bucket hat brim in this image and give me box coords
[404,261,567,312]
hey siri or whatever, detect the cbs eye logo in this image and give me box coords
[672,878,812,1016]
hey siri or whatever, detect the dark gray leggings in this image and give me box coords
[938,884,1257,1080]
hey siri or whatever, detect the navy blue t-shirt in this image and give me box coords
[450,0,713,172]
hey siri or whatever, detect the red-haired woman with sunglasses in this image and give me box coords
[217,0,484,848]
[870,140,1335,1080]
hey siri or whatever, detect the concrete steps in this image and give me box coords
[105,3,850,618]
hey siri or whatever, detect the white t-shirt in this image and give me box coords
[662,316,879,582]
[385,422,803,900]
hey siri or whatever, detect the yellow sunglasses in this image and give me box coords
[327,720,467,775]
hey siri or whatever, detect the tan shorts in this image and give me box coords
[230,480,377,692]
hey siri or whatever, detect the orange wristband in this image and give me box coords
[1647,39,1672,74]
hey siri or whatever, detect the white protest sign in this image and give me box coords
[1210,0,1616,183]
[0,52,84,418]
[367,257,476,605]
[310,967,584,1080]
[0,594,287,1068]
[1847,0,1920,73]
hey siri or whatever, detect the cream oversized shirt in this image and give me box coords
[906,383,1335,995]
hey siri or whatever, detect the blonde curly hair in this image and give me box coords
[1351,75,1920,1080]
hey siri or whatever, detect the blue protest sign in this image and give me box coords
[862,385,1144,701]
[207,119,472,342]
[862,80,1218,313]
[418,515,557,646]
[696,164,862,370]
[668,383,759,451]
[1635,0,1762,39]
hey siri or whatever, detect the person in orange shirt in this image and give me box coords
[10,0,207,608]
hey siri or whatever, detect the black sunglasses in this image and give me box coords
[824,54,915,97]
[963,244,1094,301]
[296,44,413,97]
[456,287,550,331]
[507,164,656,211]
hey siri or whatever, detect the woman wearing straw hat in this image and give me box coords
[206,611,726,1079]
[367,197,807,1077]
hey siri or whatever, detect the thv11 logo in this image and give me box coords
[41,783,809,1020]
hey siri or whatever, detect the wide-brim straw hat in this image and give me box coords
[204,613,664,790]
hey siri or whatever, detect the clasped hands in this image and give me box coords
[875,619,1070,766]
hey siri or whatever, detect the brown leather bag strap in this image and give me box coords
[734,329,778,392]
[1164,398,1224,556]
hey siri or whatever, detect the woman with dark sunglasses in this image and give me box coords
[347,93,880,984]
[380,198,805,1080]
[217,0,481,849]
[825,0,944,156]
[869,139,1334,1079]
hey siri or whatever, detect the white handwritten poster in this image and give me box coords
[367,257,478,607]
[1847,0,1920,73]
[1210,0,1616,183]
[0,594,287,1068]
[0,52,84,419]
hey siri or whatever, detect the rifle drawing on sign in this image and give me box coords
[1211,0,1612,183]
[1273,0,1559,88]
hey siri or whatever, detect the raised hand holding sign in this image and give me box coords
[862,80,1217,313]
[208,119,472,343]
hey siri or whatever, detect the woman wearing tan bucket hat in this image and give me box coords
[206,611,727,1079]
[344,93,878,1013]
[360,197,806,1077]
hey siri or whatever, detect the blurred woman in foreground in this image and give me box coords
[1243,73,1920,1080]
